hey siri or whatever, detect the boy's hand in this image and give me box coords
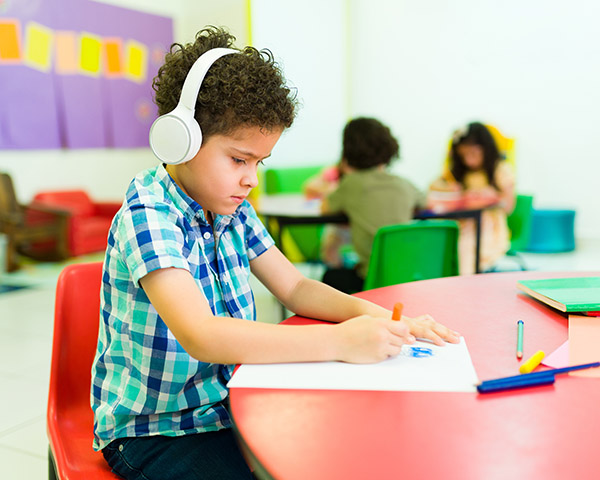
[400,314,461,346]
[333,315,416,364]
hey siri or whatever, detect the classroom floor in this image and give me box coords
[1,240,600,479]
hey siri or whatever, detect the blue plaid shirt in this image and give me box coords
[91,164,274,450]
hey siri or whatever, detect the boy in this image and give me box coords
[92,27,459,480]
[321,117,427,293]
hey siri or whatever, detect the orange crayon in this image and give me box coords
[392,302,404,321]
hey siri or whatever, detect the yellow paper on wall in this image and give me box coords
[80,32,102,75]
[124,40,147,82]
[568,314,600,377]
[25,22,53,71]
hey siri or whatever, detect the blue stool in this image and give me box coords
[526,209,576,253]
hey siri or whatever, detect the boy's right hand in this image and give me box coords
[333,315,416,364]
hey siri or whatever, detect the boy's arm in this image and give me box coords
[251,247,460,344]
[139,266,415,365]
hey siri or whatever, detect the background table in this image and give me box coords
[229,271,600,480]
[257,194,498,274]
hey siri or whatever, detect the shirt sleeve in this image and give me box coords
[115,202,191,286]
[243,201,275,261]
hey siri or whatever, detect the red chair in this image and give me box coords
[0,172,70,271]
[32,190,121,257]
[47,262,118,479]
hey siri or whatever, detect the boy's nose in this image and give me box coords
[243,169,259,188]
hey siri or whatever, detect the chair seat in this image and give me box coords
[48,405,117,479]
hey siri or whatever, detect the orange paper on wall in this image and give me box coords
[568,314,600,377]
[0,20,21,62]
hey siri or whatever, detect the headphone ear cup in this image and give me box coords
[150,48,236,165]
[149,105,202,165]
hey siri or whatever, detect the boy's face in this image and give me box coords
[168,126,282,217]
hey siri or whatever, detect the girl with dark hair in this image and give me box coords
[430,122,516,274]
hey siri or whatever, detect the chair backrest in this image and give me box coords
[264,166,325,195]
[48,261,102,420]
[0,172,21,219]
[263,166,326,262]
[47,261,120,479]
[507,194,534,252]
[33,190,95,217]
[363,220,459,290]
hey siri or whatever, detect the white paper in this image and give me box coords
[228,337,479,393]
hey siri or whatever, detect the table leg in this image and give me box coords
[474,211,482,274]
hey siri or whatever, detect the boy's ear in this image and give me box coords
[149,48,237,165]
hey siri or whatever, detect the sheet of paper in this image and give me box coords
[569,315,600,378]
[542,340,569,369]
[228,337,478,393]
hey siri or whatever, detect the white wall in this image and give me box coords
[2,0,599,240]
[250,0,349,169]
[348,0,600,239]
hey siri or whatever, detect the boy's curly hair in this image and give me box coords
[152,26,297,139]
[342,117,400,170]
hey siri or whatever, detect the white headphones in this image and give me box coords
[149,47,237,165]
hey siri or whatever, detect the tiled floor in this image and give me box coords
[1,239,599,479]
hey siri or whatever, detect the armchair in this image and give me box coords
[32,190,121,257]
[0,173,70,272]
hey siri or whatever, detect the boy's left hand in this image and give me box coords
[399,314,461,346]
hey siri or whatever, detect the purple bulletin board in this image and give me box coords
[0,0,173,149]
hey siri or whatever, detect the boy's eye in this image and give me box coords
[258,160,265,167]
[233,157,246,164]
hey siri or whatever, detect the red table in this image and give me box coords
[229,271,600,480]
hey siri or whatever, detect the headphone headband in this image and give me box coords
[178,47,237,110]
[149,47,238,165]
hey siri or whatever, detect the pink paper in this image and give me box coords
[542,340,569,369]
[568,315,600,378]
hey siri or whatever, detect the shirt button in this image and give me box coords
[118,444,124,452]
[203,232,211,240]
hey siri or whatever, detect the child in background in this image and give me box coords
[303,163,356,268]
[303,163,342,200]
[429,122,515,274]
[91,27,460,480]
[321,117,426,293]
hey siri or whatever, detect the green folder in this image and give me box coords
[517,277,600,312]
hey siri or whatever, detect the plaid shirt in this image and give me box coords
[91,164,274,450]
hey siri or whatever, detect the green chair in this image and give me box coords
[504,194,534,271]
[363,220,459,290]
[264,166,324,195]
[263,166,327,262]
[507,194,533,252]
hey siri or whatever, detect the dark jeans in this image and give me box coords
[322,267,364,294]
[102,430,254,480]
